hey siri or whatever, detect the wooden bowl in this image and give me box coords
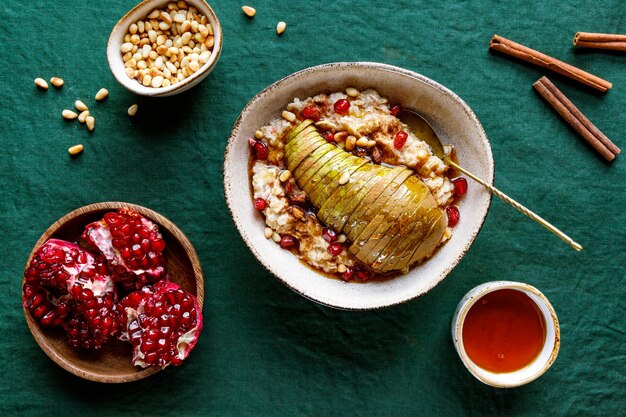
[22,202,204,383]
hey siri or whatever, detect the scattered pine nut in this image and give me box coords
[365,139,377,148]
[346,87,359,97]
[62,110,78,120]
[334,132,348,143]
[50,77,64,88]
[242,6,256,17]
[282,110,296,122]
[337,264,347,273]
[254,130,263,139]
[127,104,139,116]
[264,227,273,239]
[68,144,84,155]
[276,21,286,35]
[272,232,281,243]
[95,88,109,101]
[337,234,347,243]
[338,171,350,185]
[279,170,292,182]
[75,100,88,112]
[86,116,95,131]
[34,78,48,90]
[78,110,90,123]
[356,137,369,148]
[345,135,357,150]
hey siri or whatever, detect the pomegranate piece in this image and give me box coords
[66,286,121,350]
[341,267,354,281]
[327,242,343,256]
[322,227,338,242]
[253,141,269,160]
[119,281,203,368]
[393,131,408,149]
[389,104,402,117]
[254,198,268,211]
[322,131,335,142]
[453,177,468,196]
[23,239,115,328]
[446,205,460,227]
[279,235,298,250]
[333,99,350,115]
[356,270,372,282]
[301,105,322,121]
[82,208,167,291]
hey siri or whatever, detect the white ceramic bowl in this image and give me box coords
[107,0,222,97]
[224,62,494,310]
[451,281,560,387]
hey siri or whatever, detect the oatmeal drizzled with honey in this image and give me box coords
[249,89,465,281]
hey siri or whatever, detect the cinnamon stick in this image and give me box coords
[490,34,612,92]
[533,76,620,161]
[573,32,626,51]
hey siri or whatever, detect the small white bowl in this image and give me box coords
[451,281,560,388]
[107,0,222,97]
[224,62,494,310]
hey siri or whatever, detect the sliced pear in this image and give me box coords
[314,156,369,208]
[306,153,355,206]
[295,148,344,189]
[286,133,327,172]
[405,210,447,267]
[292,143,337,180]
[285,119,314,144]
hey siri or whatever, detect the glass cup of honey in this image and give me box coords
[451,281,560,387]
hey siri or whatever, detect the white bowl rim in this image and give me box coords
[106,0,223,97]
[224,61,494,310]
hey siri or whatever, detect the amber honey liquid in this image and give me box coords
[462,289,546,373]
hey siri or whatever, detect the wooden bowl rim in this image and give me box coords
[22,202,204,383]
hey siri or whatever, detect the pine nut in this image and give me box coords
[276,21,286,35]
[356,137,369,148]
[147,9,160,19]
[282,110,296,122]
[62,110,78,119]
[151,75,164,88]
[279,170,292,182]
[255,130,264,139]
[346,87,359,97]
[264,228,273,239]
[68,144,84,155]
[78,110,89,123]
[50,77,64,88]
[242,6,256,17]
[337,234,347,243]
[121,42,133,53]
[345,135,357,150]
[337,264,347,273]
[127,104,139,116]
[95,88,108,101]
[86,116,95,131]
[338,171,350,185]
[272,232,281,243]
[75,100,88,112]
[34,78,48,90]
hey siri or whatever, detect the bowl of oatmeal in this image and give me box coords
[224,62,493,310]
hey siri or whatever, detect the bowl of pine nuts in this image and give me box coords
[107,0,222,97]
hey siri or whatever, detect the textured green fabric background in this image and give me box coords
[1,0,624,415]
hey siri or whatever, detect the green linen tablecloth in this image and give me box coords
[1,0,624,415]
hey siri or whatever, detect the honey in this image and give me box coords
[462,289,546,373]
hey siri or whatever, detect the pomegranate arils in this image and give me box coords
[66,287,121,350]
[253,141,269,160]
[82,208,166,291]
[322,131,335,142]
[119,281,203,368]
[254,198,268,211]
[23,283,69,326]
[333,99,350,115]
[394,131,408,149]
[356,270,372,282]
[327,242,343,256]
[279,235,298,250]
[322,227,338,242]
[453,177,468,196]
[389,104,402,117]
[341,267,354,281]
[446,205,460,227]
[301,105,322,121]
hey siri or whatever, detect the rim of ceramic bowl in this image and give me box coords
[106,0,223,97]
[224,61,494,310]
[452,281,560,388]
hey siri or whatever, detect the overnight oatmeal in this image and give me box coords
[249,88,467,282]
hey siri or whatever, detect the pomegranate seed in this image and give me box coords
[254,198,268,210]
[301,105,322,121]
[322,131,335,142]
[446,205,460,227]
[394,131,408,149]
[356,270,372,282]
[322,227,338,242]
[279,235,298,250]
[254,141,269,160]
[341,267,354,281]
[453,177,468,196]
[389,104,402,117]
[333,99,350,115]
[327,242,343,256]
